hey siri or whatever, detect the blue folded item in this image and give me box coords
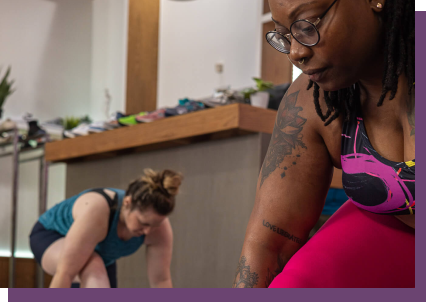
[179,98,205,110]
[322,188,348,215]
[165,99,206,117]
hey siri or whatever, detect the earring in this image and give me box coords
[377,3,383,9]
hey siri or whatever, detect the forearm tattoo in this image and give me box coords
[260,91,307,187]
[265,255,286,287]
[232,256,259,288]
[262,220,303,244]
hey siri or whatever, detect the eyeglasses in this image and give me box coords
[266,0,339,54]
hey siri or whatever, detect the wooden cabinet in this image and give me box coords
[264,0,271,14]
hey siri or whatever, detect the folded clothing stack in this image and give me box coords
[165,99,205,117]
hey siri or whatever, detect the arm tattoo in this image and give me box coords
[265,255,286,287]
[260,91,307,187]
[232,256,259,288]
[262,220,304,244]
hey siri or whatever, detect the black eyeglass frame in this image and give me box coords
[266,0,339,54]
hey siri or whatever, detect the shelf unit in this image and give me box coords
[0,128,49,288]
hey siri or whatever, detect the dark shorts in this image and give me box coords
[29,221,117,288]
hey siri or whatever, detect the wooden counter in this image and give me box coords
[45,103,343,188]
[45,104,276,163]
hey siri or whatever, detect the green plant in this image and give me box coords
[62,115,93,130]
[79,115,92,124]
[242,77,274,99]
[242,88,257,100]
[0,66,15,108]
[253,77,274,92]
[63,117,81,130]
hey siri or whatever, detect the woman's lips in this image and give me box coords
[304,68,328,82]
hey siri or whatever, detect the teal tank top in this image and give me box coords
[38,188,145,267]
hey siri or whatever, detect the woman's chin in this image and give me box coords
[315,80,355,93]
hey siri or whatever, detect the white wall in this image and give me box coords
[0,0,93,258]
[0,0,93,121]
[157,0,263,108]
[90,0,128,121]
[0,0,128,257]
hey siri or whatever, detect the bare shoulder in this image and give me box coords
[289,74,343,129]
[259,74,342,189]
[260,75,328,187]
[289,74,343,167]
[271,73,327,147]
[72,190,111,222]
[69,190,112,241]
[145,218,173,246]
[287,74,321,115]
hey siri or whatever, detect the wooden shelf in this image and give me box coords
[45,104,277,163]
[45,103,343,188]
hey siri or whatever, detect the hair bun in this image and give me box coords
[161,169,183,197]
[140,168,183,197]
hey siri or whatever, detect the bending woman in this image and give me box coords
[30,169,183,288]
[234,0,414,288]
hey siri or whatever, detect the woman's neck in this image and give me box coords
[358,73,411,123]
[117,206,132,241]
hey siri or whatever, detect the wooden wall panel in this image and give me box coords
[0,258,8,288]
[14,258,36,288]
[126,0,160,114]
[0,257,36,288]
[261,21,293,85]
[0,257,52,288]
[263,0,271,14]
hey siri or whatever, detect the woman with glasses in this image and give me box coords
[233,0,414,288]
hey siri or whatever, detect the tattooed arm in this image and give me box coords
[233,76,335,288]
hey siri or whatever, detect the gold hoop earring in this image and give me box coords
[299,59,305,65]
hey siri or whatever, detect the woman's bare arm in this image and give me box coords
[233,77,334,288]
[145,218,173,288]
[49,193,110,288]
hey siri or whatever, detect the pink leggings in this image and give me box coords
[269,201,415,288]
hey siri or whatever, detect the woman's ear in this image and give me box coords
[123,196,132,208]
[370,0,385,12]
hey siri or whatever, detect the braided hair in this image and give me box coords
[310,0,415,126]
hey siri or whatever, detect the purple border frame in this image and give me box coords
[8,10,425,302]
